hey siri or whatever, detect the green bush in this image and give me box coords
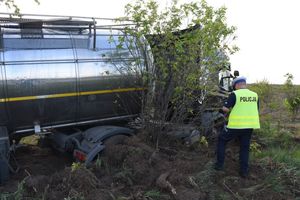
[254,117,278,142]
[283,73,300,121]
[249,79,273,109]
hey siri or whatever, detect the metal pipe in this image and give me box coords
[93,18,96,51]
[0,25,134,32]
[3,57,138,65]
[0,12,134,22]
[13,114,138,134]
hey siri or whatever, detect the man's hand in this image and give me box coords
[222,106,230,113]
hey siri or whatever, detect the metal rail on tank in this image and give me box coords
[0,13,148,137]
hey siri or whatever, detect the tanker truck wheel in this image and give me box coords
[101,135,129,158]
[103,135,129,146]
[0,127,10,184]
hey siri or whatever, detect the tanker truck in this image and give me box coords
[0,13,149,183]
[0,13,236,183]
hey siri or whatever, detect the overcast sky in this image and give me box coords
[1,0,299,84]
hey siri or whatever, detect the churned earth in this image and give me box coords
[0,129,299,200]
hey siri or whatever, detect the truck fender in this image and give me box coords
[84,143,105,165]
[82,126,134,143]
[80,126,134,165]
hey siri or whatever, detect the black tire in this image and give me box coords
[101,135,129,158]
[38,136,51,148]
[0,127,10,184]
[100,135,129,165]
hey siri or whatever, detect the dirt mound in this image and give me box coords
[52,167,99,195]
[1,132,299,200]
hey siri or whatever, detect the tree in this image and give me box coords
[0,0,39,15]
[283,73,300,121]
[113,0,238,139]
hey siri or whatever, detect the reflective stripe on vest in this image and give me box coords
[227,89,260,129]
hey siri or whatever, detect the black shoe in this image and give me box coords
[213,163,224,171]
[239,171,248,178]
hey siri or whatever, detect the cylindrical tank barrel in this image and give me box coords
[0,25,145,135]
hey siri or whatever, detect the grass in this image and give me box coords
[264,174,286,193]
[144,190,162,199]
[63,195,85,200]
[253,122,300,169]
[251,121,300,169]
[252,144,300,197]
[251,116,300,198]
[0,178,26,200]
[255,147,300,168]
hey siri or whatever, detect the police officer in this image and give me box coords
[214,76,260,178]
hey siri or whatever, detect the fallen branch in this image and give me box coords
[188,176,199,188]
[240,183,267,195]
[156,172,177,195]
[223,180,242,200]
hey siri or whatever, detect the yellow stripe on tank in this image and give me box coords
[0,87,145,103]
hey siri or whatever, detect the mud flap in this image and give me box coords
[84,143,105,166]
[0,127,10,184]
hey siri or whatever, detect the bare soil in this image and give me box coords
[0,131,298,200]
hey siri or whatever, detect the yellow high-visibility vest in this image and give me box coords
[227,89,260,129]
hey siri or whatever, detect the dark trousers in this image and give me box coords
[216,127,253,174]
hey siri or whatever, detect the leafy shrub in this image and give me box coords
[249,79,274,110]
[250,141,262,156]
[283,73,300,121]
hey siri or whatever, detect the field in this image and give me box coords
[0,84,299,200]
